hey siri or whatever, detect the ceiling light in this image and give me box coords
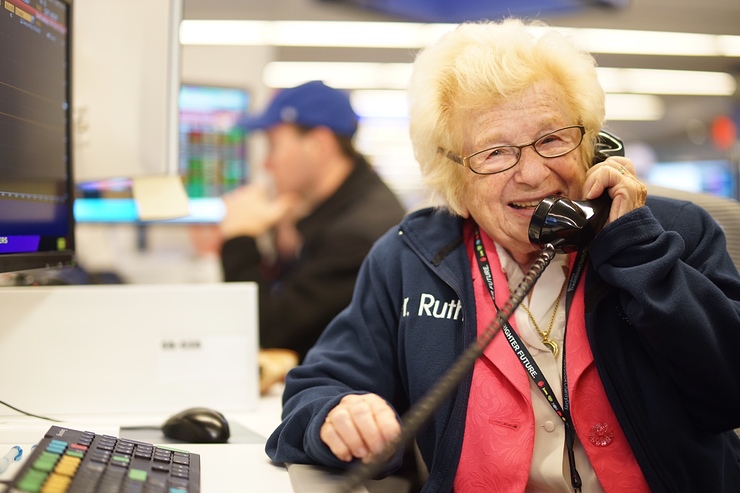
[718,35,740,56]
[179,20,271,45]
[180,20,453,48]
[605,94,664,121]
[262,61,736,97]
[597,67,737,96]
[350,90,409,118]
[180,20,740,58]
[262,62,411,90]
[550,27,720,56]
[268,21,452,48]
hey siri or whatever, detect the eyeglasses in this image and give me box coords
[439,125,586,176]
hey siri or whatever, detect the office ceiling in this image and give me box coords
[182,0,740,160]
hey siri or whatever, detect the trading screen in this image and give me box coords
[0,0,72,255]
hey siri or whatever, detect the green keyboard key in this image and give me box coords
[128,468,148,482]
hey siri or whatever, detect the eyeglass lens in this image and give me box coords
[468,126,583,174]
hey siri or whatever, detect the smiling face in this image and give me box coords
[458,80,588,268]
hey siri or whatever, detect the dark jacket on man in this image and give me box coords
[221,156,406,361]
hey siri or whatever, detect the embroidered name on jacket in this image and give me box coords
[402,293,463,320]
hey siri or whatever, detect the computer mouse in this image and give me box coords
[161,407,231,443]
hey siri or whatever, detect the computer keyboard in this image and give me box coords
[2,425,200,493]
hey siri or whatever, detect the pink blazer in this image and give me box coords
[453,227,649,492]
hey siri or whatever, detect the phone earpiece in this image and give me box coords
[594,129,625,163]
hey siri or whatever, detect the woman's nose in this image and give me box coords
[514,145,551,182]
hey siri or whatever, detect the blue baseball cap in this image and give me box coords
[239,81,359,137]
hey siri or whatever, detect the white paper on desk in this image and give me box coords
[131,174,190,221]
[158,334,250,383]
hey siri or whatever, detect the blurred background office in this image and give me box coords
[39,0,739,286]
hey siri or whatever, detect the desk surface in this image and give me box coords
[0,386,292,492]
[0,385,407,493]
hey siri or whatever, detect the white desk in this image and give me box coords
[186,443,292,491]
[0,386,292,492]
[0,385,407,492]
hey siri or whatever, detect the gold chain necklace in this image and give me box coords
[514,279,566,358]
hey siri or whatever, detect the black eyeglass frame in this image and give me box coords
[438,124,586,176]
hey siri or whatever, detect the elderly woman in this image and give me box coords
[265,19,740,492]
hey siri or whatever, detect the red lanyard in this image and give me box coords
[473,227,587,492]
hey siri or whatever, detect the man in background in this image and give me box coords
[219,81,406,385]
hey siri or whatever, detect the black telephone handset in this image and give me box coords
[528,129,625,253]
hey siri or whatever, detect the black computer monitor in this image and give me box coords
[0,0,75,274]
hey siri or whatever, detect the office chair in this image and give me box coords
[647,184,740,269]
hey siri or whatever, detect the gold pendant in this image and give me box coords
[543,339,559,358]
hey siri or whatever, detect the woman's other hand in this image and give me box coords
[320,393,401,463]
